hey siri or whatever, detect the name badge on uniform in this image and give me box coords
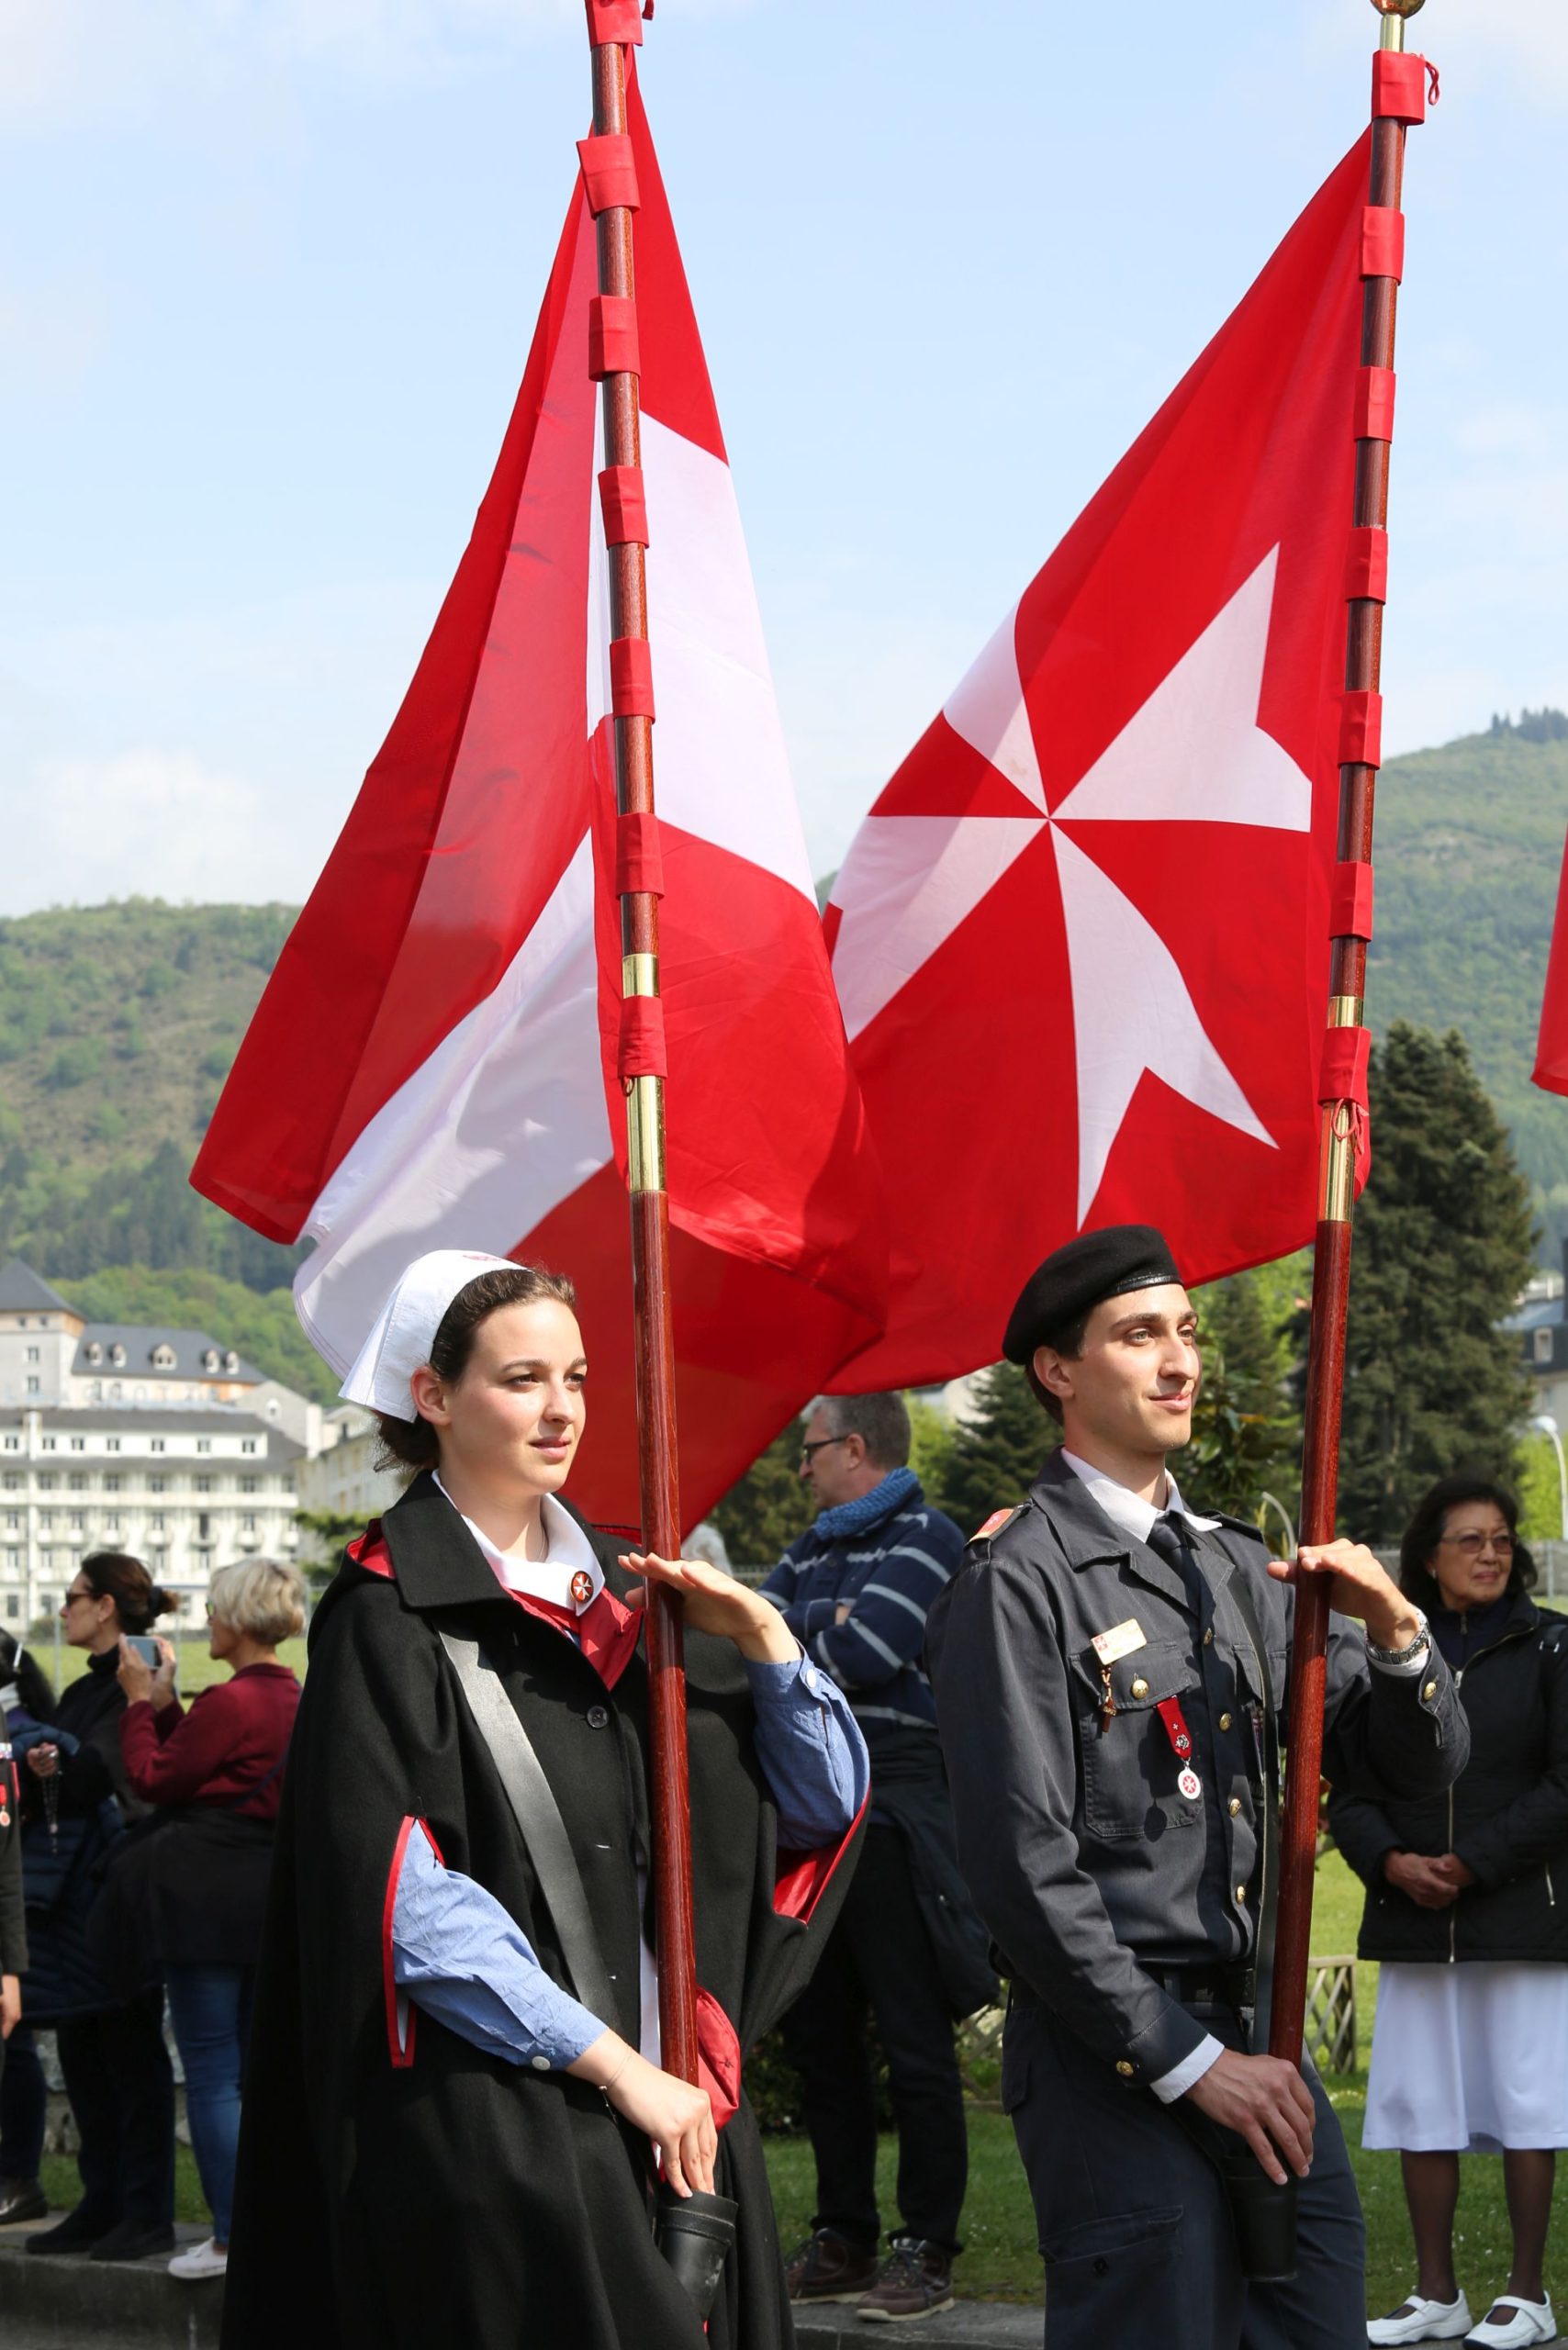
[1091,1618,1146,1666]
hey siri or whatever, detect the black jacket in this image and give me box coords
[926,1452,1469,2087]
[1328,1592,1568,1963]
[224,1473,862,2350]
[17,1649,151,2020]
[0,1740,22,1977]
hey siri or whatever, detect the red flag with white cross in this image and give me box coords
[824,136,1372,1388]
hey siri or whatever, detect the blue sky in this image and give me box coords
[2,0,1562,913]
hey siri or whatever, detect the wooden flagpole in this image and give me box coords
[1270,0,1431,2069]
[585,3,700,2089]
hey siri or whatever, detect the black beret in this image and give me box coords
[1002,1225,1183,1364]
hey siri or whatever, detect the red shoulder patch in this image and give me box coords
[345,1522,393,1579]
[973,1509,1014,1540]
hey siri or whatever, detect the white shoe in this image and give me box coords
[168,2237,228,2280]
[1369,2293,1473,2345]
[1465,2296,1555,2349]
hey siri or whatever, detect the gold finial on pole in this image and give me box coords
[1372,0,1425,52]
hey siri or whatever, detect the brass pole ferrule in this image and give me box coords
[622,951,659,999]
[1318,1111,1359,1225]
[1327,994,1365,1028]
[626,1074,667,1195]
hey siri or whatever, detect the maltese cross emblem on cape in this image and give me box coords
[825,135,1374,1391]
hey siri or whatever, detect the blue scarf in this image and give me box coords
[813,1464,920,1542]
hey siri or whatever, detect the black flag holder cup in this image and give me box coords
[656,2186,742,2316]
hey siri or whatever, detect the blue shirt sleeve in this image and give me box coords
[744,1647,869,1851]
[391,1825,608,2072]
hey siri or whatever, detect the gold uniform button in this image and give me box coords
[1422,1680,1439,1702]
[1130,1677,1149,1700]
[1115,2060,1136,2078]
[1228,1796,1242,1818]
[1236,1885,1249,1904]
[1203,1628,1214,1646]
[1218,1712,1233,1731]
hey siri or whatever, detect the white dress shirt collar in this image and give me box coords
[431,1472,605,1614]
[1059,1449,1221,1546]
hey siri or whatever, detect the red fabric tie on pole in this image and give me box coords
[1343,524,1389,602]
[618,994,668,1081]
[1360,205,1406,282]
[616,810,666,897]
[1330,860,1376,941]
[1372,49,1428,121]
[1354,364,1396,442]
[588,294,640,380]
[599,464,650,548]
[1317,1024,1372,1109]
[1339,688,1383,767]
[610,636,655,720]
[585,0,644,47]
[577,132,641,214]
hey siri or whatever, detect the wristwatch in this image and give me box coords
[1365,1609,1429,1666]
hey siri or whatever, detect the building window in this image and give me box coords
[196,1439,212,1456]
[152,1346,175,1370]
[2,1437,16,1450]
[85,1340,103,1366]
[1535,1327,1554,1365]
[104,1474,120,1493]
[152,1550,170,1572]
[106,1438,120,1453]
[25,1379,39,1395]
[37,1475,55,1492]
[68,1472,87,1491]
[40,1437,55,1451]
[69,1513,85,1533]
[4,1514,17,1530]
[151,1513,166,1533]
[24,1346,38,1363]
[151,1439,165,1455]
[195,1476,211,1494]
[69,1436,84,1452]
[241,1438,258,1456]
[241,1475,258,1494]
[2,1473,17,1489]
[149,1476,166,1494]
[5,1597,17,1620]
[110,1345,126,1368]
[241,1514,258,1534]
[197,1514,212,1541]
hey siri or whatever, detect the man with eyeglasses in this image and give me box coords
[763,1393,988,2322]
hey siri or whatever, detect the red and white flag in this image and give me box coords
[824,139,1372,1390]
[1534,833,1568,1098]
[193,65,884,1528]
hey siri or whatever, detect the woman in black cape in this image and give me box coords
[223,1252,868,2350]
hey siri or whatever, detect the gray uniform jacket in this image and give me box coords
[924,1451,1469,2088]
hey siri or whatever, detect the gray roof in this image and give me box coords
[73,1326,263,1383]
[17,1405,304,1464]
[1504,1295,1564,1333]
[0,1260,77,1317]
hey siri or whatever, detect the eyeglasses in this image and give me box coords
[800,1437,851,1466]
[1438,1532,1515,1560]
[62,1589,94,1607]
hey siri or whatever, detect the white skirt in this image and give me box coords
[1363,1962,1568,2152]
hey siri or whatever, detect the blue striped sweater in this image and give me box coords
[760,1477,965,1760]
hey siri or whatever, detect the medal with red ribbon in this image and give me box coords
[1155,1696,1203,1803]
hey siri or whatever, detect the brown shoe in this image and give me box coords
[857,2237,955,2322]
[784,2228,881,2304]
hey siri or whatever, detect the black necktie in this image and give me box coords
[1147,1512,1209,1620]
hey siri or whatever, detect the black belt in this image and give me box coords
[1148,1962,1256,2011]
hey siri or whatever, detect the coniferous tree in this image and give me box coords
[1328,1024,1535,1543]
[709,1417,812,1569]
[1184,1259,1307,1534]
[940,1363,1058,1535]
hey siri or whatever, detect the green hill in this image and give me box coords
[1,714,1565,1311]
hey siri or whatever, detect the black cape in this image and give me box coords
[222,1473,861,2350]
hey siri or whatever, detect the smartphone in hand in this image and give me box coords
[123,1635,163,1670]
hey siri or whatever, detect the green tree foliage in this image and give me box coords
[709,1417,811,1568]
[295,1508,367,1593]
[1183,1257,1307,1534]
[939,1363,1057,1535]
[1330,1024,1536,1544]
[55,1265,338,1404]
[906,1395,955,1507]
[0,1138,300,1291]
[1514,1430,1565,1550]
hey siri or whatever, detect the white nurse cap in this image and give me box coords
[339,1249,520,1419]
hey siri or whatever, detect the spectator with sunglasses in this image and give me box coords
[1331,1475,1568,2350]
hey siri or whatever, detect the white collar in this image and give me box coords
[1059,1449,1221,1547]
[431,1473,605,1614]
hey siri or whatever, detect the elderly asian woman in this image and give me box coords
[117,1555,305,2280]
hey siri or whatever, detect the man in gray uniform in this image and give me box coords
[924,1225,1469,2350]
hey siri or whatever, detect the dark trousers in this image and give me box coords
[0,2024,47,2179]
[55,1991,175,2231]
[1003,1997,1366,2349]
[779,1823,967,2254]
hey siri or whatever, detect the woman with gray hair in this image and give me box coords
[114,1555,304,2280]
